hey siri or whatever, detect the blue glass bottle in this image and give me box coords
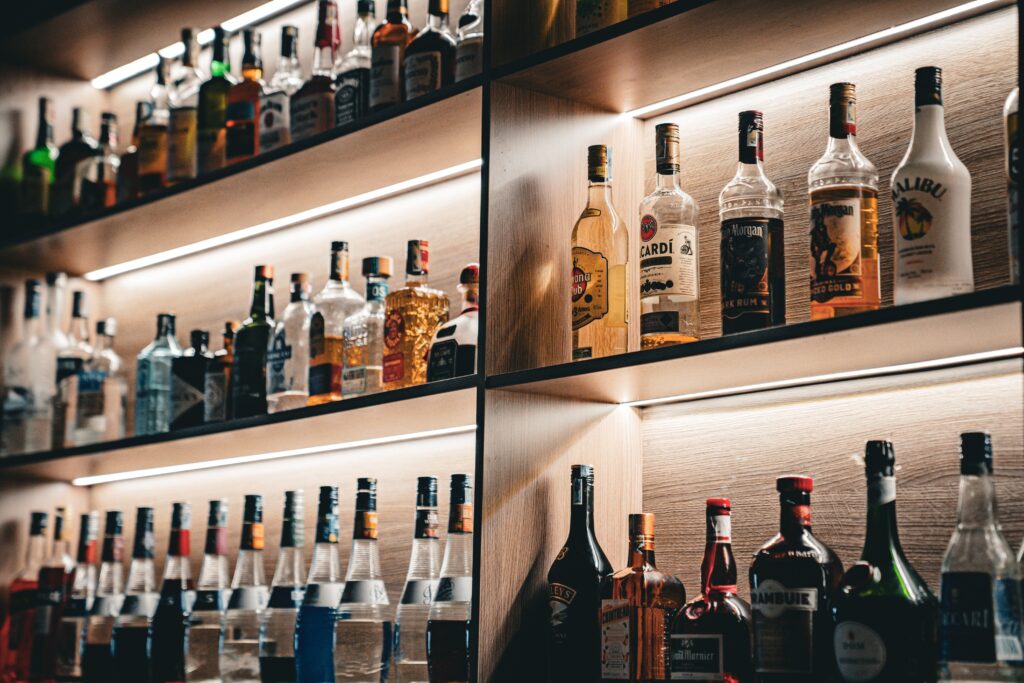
[295,486,343,683]
[134,313,182,435]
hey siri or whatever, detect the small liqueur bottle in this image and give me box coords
[111,507,157,683]
[342,256,392,398]
[335,1,376,127]
[20,96,58,224]
[74,318,127,445]
[547,464,612,683]
[573,145,628,360]
[1,280,54,455]
[383,240,449,390]
[203,321,240,424]
[259,25,302,154]
[1006,86,1020,284]
[370,0,417,111]
[426,262,478,382]
[221,495,269,682]
[308,242,365,405]
[231,265,276,419]
[82,510,125,683]
[719,110,785,334]
[335,479,392,681]
[53,107,98,218]
[453,0,483,82]
[892,66,973,304]
[56,511,99,680]
[135,313,182,436]
[29,506,76,683]
[259,490,306,683]
[79,113,120,212]
[671,498,752,682]
[1,512,47,683]
[150,503,194,683]
[198,27,234,175]
[138,58,170,193]
[831,441,938,683]
[809,83,880,319]
[639,123,699,347]
[939,432,1024,679]
[404,0,456,101]
[576,0,625,37]
[53,290,92,448]
[749,476,843,681]
[168,28,205,184]
[188,500,230,683]
[170,330,212,431]
[226,29,265,165]
[116,102,148,203]
[599,513,685,682]
[294,486,343,683]
[395,477,442,683]
[427,474,474,683]
[290,0,339,142]
[268,273,315,413]
[628,0,669,16]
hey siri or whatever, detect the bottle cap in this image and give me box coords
[212,26,230,60]
[207,499,229,528]
[243,494,263,523]
[358,0,375,13]
[224,320,240,337]
[104,510,124,537]
[331,240,349,252]
[356,477,378,511]
[71,107,89,134]
[23,280,42,318]
[190,329,209,349]
[417,476,438,507]
[255,264,275,281]
[171,502,192,530]
[460,263,480,286]
[960,432,994,475]
[450,473,472,504]
[243,29,262,68]
[655,124,680,173]
[864,440,896,476]
[407,240,429,276]
[777,475,813,493]
[706,497,731,511]
[628,512,655,539]
[70,290,87,318]
[291,272,310,286]
[915,66,943,107]
[53,506,71,541]
[97,318,117,337]
[30,511,48,535]
[156,313,176,336]
[571,464,594,480]
[362,256,394,278]
[318,485,339,511]
[588,144,611,182]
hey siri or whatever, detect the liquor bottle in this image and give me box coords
[226,29,265,165]
[294,486,343,683]
[290,0,339,142]
[939,432,1024,679]
[168,28,205,184]
[394,477,442,683]
[21,96,58,223]
[892,66,973,304]
[369,0,417,112]
[170,330,212,430]
[383,240,449,390]
[222,495,268,682]
[426,474,474,683]
[53,108,98,218]
[628,0,670,16]
[1,512,47,683]
[268,273,314,413]
[231,266,276,419]
[135,313,182,435]
[576,0,625,36]
[335,1,375,127]
[259,490,306,683]
[639,123,698,347]
[403,0,456,102]
[198,27,233,175]
[138,58,170,193]
[260,25,302,154]
[342,257,392,398]
[150,503,193,683]
[116,102,148,203]
[111,507,157,683]
[546,464,612,683]
[809,83,880,319]
[749,476,843,681]
[572,145,628,360]
[309,243,364,405]
[672,498,752,681]
[187,501,230,683]
[54,291,93,448]
[29,506,76,682]
[831,441,938,682]
[453,0,483,82]
[719,110,785,334]
[1,280,55,455]
[73,318,127,445]
[82,510,125,683]
[1006,87,1019,284]
[56,511,99,680]
[78,113,120,212]
[425,263,478,381]
[598,513,684,682]
[45,272,70,352]
[203,321,240,424]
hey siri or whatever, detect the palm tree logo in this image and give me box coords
[896,197,933,241]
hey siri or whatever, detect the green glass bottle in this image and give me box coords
[198,26,234,175]
[21,97,59,224]
[230,265,276,419]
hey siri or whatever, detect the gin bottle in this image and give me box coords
[342,257,392,398]
[112,507,157,683]
[290,0,339,142]
[425,263,478,381]
[135,313,182,436]
[295,486,344,683]
[2,280,55,455]
[73,319,127,445]
[335,1,376,127]
[82,510,125,683]
[56,511,99,680]
[260,26,302,154]
[231,266,276,419]
[1,511,47,682]
[54,290,93,448]
[222,495,269,682]
[187,500,230,683]
[454,0,483,82]
[29,506,76,682]
[259,490,306,682]
[168,28,205,184]
[149,503,194,683]
[309,242,365,405]
[268,273,315,413]
[171,330,212,430]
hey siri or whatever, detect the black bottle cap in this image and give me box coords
[915,66,943,108]
[207,499,228,528]
[280,25,298,57]
[171,502,192,531]
[571,464,594,480]
[23,279,42,318]
[318,485,339,512]
[104,510,124,537]
[864,440,896,476]
[45,272,67,286]
[417,476,438,507]
[450,473,472,504]
[243,494,263,523]
[156,313,176,336]
[212,26,230,60]
[331,241,349,253]
[356,477,378,512]
[255,264,275,281]
[30,511,48,535]
[281,490,304,548]
[97,318,117,337]
[190,329,209,349]
[242,29,262,68]
[133,507,155,558]
[960,432,994,475]
[224,320,240,338]
[358,0,375,13]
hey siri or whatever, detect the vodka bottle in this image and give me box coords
[135,313,182,436]
[149,503,194,683]
[82,510,125,683]
[187,500,230,683]
[268,274,315,413]
[56,511,99,679]
[112,507,157,683]
[2,280,54,455]
[259,491,306,683]
[29,506,76,682]
[295,486,344,683]
[221,495,269,682]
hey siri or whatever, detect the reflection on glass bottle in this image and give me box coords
[204,321,240,424]
[1006,87,1020,284]
[259,491,306,683]
[454,0,483,82]
[343,257,392,398]
[231,266,276,419]
[57,511,99,680]
[260,26,302,155]
[135,313,182,436]
[426,263,478,382]
[2,280,55,455]
[268,273,315,413]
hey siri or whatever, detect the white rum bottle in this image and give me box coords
[892,66,973,305]
[572,145,629,361]
[1005,87,1019,284]
[809,83,880,319]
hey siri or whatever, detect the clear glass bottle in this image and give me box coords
[226,28,265,165]
[426,263,478,381]
[1,280,54,455]
[343,257,392,398]
[82,510,125,683]
[135,313,182,436]
[370,0,417,111]
[335,1,376,126]
[45,271,70,352]
[138,58,170,194]
[222,495,269,682]
[638,123,699,348]
[403,0,456,101]
[79,113,120,211]
[204,321,240,424]
[54,290,93,448]
[150,503,194,683]
[1,511,47,682]
[268,273,315,413]
[168,28,206,184]
[231,265,276,419]
[171,329,212,430]
[259,490,306,683]
[112,507,157,683]
[57,511,99,680]
[187,500,230,683]
[29,506,76,682]
[260,25,302,154]
[54,107,98,218]
[309,242,365,405]
[20,96,58,223]
[290,0,339,142]
[1006,87,1019,285]
[454,0,483,82]
[198,26,234,175]
[73,318,127,445]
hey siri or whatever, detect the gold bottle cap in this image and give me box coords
[588,144,611,182]
[655,123,680,173]
[362,256,394,278]
[628,512,656,539]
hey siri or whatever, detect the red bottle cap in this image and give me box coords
[776,475,813,493]
[705,497,731,510]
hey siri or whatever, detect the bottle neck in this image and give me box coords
[862,475,904,567]
[24,533,48,572]
[654,168,680,192]
[94,334,112,354]
[439,530,473,578]
[627,535,656,569]
[909,104,951,152]
[427,11,448,31]
[47,285,65,335]
[71,316,90,345]
[345,536,383,581]
[331,250,351,283]
[271,546,305,587]
[307,541,342,584]
[37,108,53,148]
[96,559,124,597]
[567,478,596,538]
[701,512,737,596]
[387,0,409,22]
[250,279,273,321]
[354,12,374,47]
[779,496,812,537]
[211,54,230,79]
[587,179,613,206]
[956,473,998,529]
[406,271,429,288]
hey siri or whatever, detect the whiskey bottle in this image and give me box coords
[335,478,392,681]
[259,25,302,154]
[749,476,843,681]
[395,477,442,683]
[309,242,365,405]
[82,510,124,683]
[138,58,170,193]
[294,486,343,683]
[226,29,266,165]
[426,263,479,382]
[1,280,54,455]
[21,96,58,223]
[117,102,147,202]
[427,474,474,683]
[831,441,938,682]
[170,329,212,431]
[203,321,240,424]
[268,273,315,413]
[370,0,417,111]
[259,490,306,683]
[383,240,449,390]
[231,265,276,419]
[29,506,76,683]
[149,503,193,683]
[1,512,47,682]
[342,256,393,398]
[222,495,269,682]
[111,507,157,683]
[809,83,880,319]
[547,464,612,683]
[939,432,1024,679]
[78,113,120,212]
[404,0,456,101]
[599,513,684,682]
[73,319,127,445]
[53,107,98,218]
[168,28,205,183]
[56,511,99,680]
[671,498,752,682]
[453,0,483,82]
[135,313,182,435]
[198,27,234,175]
[720,110,785,334]
[290,0,339,142]
[576,0,625,37]
[573,144,628,361]
[639,123,699,347]
[335,1,376,127]
[1006,87,1019,284]
[186,500,230,683]
[892,67,973,304]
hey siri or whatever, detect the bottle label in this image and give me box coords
[335,67,370,126]
[197,126,227,174]
[203,370,227,422]
[941,572,1024,663]
[600,599,631,679]
[289,91,334,142]
[549,582,577,644]
[415,508,440,539]
[225,99,258,159]
[892,174,971,292]
[721,218,777,323]
[227,585,268,611]
[867,476,896,508]
[119,593,158,618]
[834,621,886,682]
[577,0,616,35]
[267,329,292,395]
[267,584,305,609]
[192,588,226,612]
[404,52,442,101]
[670,634,724,679]
[400,579,438,605]
[426,338,457,381]
[810,197,863,303]
[383,309,406,384]
[259,91,291,154]
[455,37,483,82]
[639,217,697,301]
[572,246,609,330]
[57,357,84,384]
[451,503,473,533]
[435,576,473,603]
[301,583,343,608]
[308,313,341,397]
[168,107,198,180]
[339,579,388,606]
[370,45,402,109]
[354,511,378,540]
[750,579,816,673]
[342,363,367,396]
[710,514,731,542]
[170,372,204,424]
[76,369,108,419]
[138,124,169,179]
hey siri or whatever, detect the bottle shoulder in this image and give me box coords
[639,186,700,222]
[408,25,457,53]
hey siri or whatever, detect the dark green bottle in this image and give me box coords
[230,265,275,419]
[197,26,233,175]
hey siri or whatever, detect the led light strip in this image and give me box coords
[71,424,478,486]
[622,347,1024,408]
[83,159,483,281]
[624,0,1009,119]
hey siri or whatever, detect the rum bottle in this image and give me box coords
[29,506,76,682]
[259,490,306,683]
[53,107,98,218]
[168,28,205,183]
[268,273,315,413]
[403,0,456,101]
[221,495,269,682]
[294,486,343,683]
[230,265,276,419]
[453,0,483,82]
[1,512,47,683]
[290,0,339,142]
[138,58,170,193]
[187,500,230,683]
[309,242,364,405]
[82,510,124,683]
[111,507,157,683]
[56,511,99,680]
[335,1,375,127]
[1,280,55,455]
[78,113,119,212]
[149,503,193,683]
[226,29,265,165]
[1006,86,1019,284]
[21,97,58,224]
[170,330,212,431]
[197,27,233,175]
[73,319,127,445]
[426,263,479,381]
[135,313,182,436]
[259,25,302,154]
[342,257,392,398]
[203,321,239,424]
[369,0,417,111]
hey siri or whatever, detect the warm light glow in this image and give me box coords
[83,159,483,281]
[71,424,478,486]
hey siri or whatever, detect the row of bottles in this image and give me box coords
[0,475,474,683]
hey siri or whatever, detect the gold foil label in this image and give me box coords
[572,246,609,330]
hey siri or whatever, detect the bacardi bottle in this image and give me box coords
[168,28,205,184]
[231,266,276,419]
[226,29,265,165]
[203,321,239,424]
[135,314,182,436]
[197,27,233,175]
[426,263,478,382]
[342,257,392,398]
[149,503,193,683]
[82,511,125,683]
[294,486,343,683]
[259,26,302,154]
[453,0,483,82]
[259,490,306,683]
[56,511,99,680]
[335,1,375,127]
[222,495,269,682]
[111,507,157,683]
[171,330,212,430]
[369,0,417,111]
[290,1,339,142]
[1,512,47,682]
[309,242,365,405]
[29,506,76,682]
[187,500,230,683]
[1006,87,1019,284]
[403,0,456,101]
[268,273,314,413]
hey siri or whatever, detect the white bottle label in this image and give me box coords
[404,52,442,101]
[639,217,698,301]
[809,197,863,302]
[455,37,483,81]
[259,91,291,154]
[370,44,402,108]
[834,621,886,682]
[600,599,630,679]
